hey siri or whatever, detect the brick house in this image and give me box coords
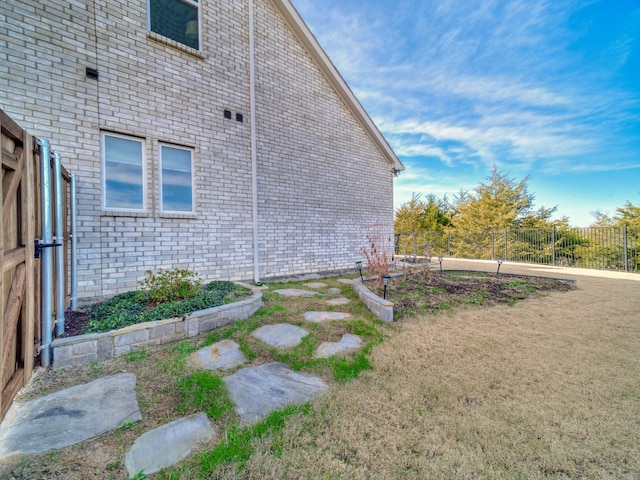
[0,0,404,301]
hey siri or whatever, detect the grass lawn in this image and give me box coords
[2,268,638,479]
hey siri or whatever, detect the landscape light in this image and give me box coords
[381,274,392,299]
[438,256,443,273]
[497,257,504,276]
[355,261,363,282]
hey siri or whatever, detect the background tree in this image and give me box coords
[394,193,452,233]
[591,199,640,227]
[452,165,560,230]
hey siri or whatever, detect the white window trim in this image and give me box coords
[147,0,201,51]
[159,143,195,214]
[101,132,147,213]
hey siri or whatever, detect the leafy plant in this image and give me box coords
[83,281,246,334]
[139,268,202,306]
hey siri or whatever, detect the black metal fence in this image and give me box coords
[395,227,640,273]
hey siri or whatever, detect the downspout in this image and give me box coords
[53,152,65,336]
[70,173,78,309]
[37,139,53,367]
[249,0,260,283]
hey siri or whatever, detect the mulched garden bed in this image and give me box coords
[371,270,573,319]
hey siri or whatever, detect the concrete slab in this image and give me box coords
[224,362,328,425]
[0,374,141,458]
[124,412,215,476]
[328,288,341,295]
[273,289,315,297]
[326,297,351,306]
[189,339,246,371]
[338,279,355,284]
[305,282,328,289]
[252,324,308,348]
[303,311,352,323]
[315,334,363,358]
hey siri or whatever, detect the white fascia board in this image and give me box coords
[269,0,405,174]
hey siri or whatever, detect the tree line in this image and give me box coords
[395,165,640,233]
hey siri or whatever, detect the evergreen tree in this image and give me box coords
[394,193,452,233]
[452,165,559,230]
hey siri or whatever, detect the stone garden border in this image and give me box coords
[351,275,402,323]
[51,286,263,370]
[352,271,577,324]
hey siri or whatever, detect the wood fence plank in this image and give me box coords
[2,264,26,369]
[0,117,4,418]
[22,133,36,381]
[2,248,25,273]
[0,110,24,143]
[1,368,24,421]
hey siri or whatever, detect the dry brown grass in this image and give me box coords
[226,266,640,479]
[2,264,639,479]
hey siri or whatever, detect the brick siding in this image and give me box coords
[0,0,396,299]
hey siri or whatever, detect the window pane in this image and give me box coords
[150,0,199,50]
[104,135,144,210]
[161,145,193,212]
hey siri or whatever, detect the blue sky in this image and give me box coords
[291,0,640,227]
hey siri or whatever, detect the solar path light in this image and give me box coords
[355,261,363,282]
[381,274,392,299]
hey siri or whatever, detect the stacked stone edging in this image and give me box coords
[52,291,263,370]
[351,278,394,323]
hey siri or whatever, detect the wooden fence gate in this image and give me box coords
[1,110,38,422]
[1,110,71,423]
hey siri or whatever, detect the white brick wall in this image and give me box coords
[1,0,396,299]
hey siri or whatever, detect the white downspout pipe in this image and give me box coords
[70,173,78,309]
[249,0,260,283]
[37,139,53,367]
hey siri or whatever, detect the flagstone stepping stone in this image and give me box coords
[124,413,215,476]
[338,278,355,284]
[0,374,141,457]
[326,297,350,306]
[274,288,316,297]
[328,288,341,295]
[303,311,352,323]
[188,339,246,371]
[315,334,363,358]
[306,282,328,289]
[252,323,309,348]
[224,362,328,424]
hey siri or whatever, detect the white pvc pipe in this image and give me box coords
[249,0,260,283]
[53,152,65,336]
[38,139,53,367]
[70,173,78,309]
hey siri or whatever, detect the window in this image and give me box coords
[149,0,199,50]
[102,133,145,211]
[160,144,194,213]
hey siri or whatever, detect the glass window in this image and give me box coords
[160,144,194,213]
[102,133,145,211]
[149,0,199,50]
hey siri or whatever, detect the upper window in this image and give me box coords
[160,144,194,213]
[149,0,199,50]
[102,133,145,211]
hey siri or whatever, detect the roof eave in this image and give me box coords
[268,0,405,174]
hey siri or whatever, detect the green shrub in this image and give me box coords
[84,281,244,334]
[138,268,201,305]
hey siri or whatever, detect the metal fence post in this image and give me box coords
[623,226,628,272]
[503,228,507,260]
[552,227,555,266]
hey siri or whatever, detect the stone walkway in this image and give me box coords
[0,279,361,476]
